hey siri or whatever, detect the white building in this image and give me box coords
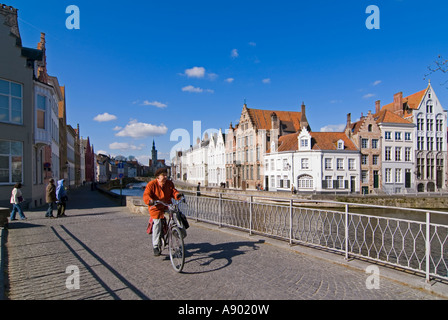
[207,129,226,186]
[181,138,209,185]
[379,83,447,192]
[265,128,360,193]
[376,109,415,194]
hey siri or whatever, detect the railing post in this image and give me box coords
[195,192,199,222]
[249,196,253,235]
[426,212,431,283]
[219,193,222,228]
[289,199,293,246]
[345,204,349,260]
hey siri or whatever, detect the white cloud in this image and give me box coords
[182,85,214,93]
[231,49,239,58]
[112,126,122,131]
[93,112,117,122]
[248,42,256,47]
[262,78,271,84]
[184,66,205,78]
[363,93,375,99]
[109,142,144,151]
[320,124,346,132]
[115,119,168,139]
[372,80,382,86]
[225,78,235,83]
[141,100,167,108]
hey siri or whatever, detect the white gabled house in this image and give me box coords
[207,129,226,187]
[264,128,360,193]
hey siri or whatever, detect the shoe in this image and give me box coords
[20,217,27,220]
[10,218,17,221]
[153,247,160,256]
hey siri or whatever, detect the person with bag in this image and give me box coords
[10,183,26,221]
[45,178,57,218]
[143,168,182,256]
[56,179,68,217]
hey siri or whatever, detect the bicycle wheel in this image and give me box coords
[169,226,185,272]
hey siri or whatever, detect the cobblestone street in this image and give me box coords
[2,187,446,302]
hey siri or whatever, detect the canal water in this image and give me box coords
[111,185,448,226]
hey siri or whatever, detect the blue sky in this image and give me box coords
[8,0,448,165]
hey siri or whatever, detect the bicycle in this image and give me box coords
[151,197,187,272]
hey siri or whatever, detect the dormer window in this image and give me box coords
[337,139,344,150]
[300,138,308,148]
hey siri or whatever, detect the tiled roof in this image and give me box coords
[381,88,427,112]
[374,109,413,124]
[274,132,357,152]
[247,108,303,132]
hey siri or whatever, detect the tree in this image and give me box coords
[425,55,448,88]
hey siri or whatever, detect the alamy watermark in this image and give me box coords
[65,5,80,30]
[65,265,80,290]
[365,265,380,290]
[365,5,380,30]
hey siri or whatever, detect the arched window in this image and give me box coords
[297,174,313,189]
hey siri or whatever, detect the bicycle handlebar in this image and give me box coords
[150,195,185,208]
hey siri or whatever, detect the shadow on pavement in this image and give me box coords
[182,239,265,274]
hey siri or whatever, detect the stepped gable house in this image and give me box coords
[225,102,310,190]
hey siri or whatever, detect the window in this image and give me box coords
[417,115,424,131]
[337,158,344,170]
[297,175,313,189]
[372,155,379,165]
[324,176,332,189]
[361,139,368,149]
[417,136,424,150]
[300,138,308,148]
[395,168,402,183]
[385,168,391,183]
[405,147,411,162]
[337,176,344,189]
[325,158,332,170]
[0,140,23,184]
[348,158,355,170]
[37,95,46,129]
[405,132,411,141]
[395,132,402,141]
[0,79,23,124]
[426,118,433,131]
[385,131,391,140]
[371,139,378,149]
[427,137,434,151]
[385,147,391,161]
[361,170,368,183]
[361,154,368,165]
[301,158,309,169]
[395,147,401,161]
[337,141,344,150]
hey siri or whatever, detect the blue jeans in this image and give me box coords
[45,202,55,217]
[10,203,26,220]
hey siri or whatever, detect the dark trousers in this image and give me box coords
[57,201,66,216]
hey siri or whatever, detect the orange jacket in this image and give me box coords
[143,179,180,219]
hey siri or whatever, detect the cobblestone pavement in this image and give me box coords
[2,187,446,301]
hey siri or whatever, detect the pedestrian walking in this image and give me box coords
[196,182,201,196]
[45,178,57,218]
[10,183,26,221]
[56,179,68,217]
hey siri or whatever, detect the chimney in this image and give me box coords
[345,113,352,136]
[270,112,279,131]
[0,5,21,45]
[300,102,310,131]
[375,100,381,114]
[393,92,403,113]
[37,32,48,83]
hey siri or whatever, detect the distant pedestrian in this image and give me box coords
[45,178,57,218]
[56,179,68,217]
[10,183,26,221]
[197,182,201,196]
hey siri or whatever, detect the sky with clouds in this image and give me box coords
[8,0,448,165]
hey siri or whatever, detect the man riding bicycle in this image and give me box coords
[143,168,182,256]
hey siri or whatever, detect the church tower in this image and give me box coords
[151,139,157,165]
